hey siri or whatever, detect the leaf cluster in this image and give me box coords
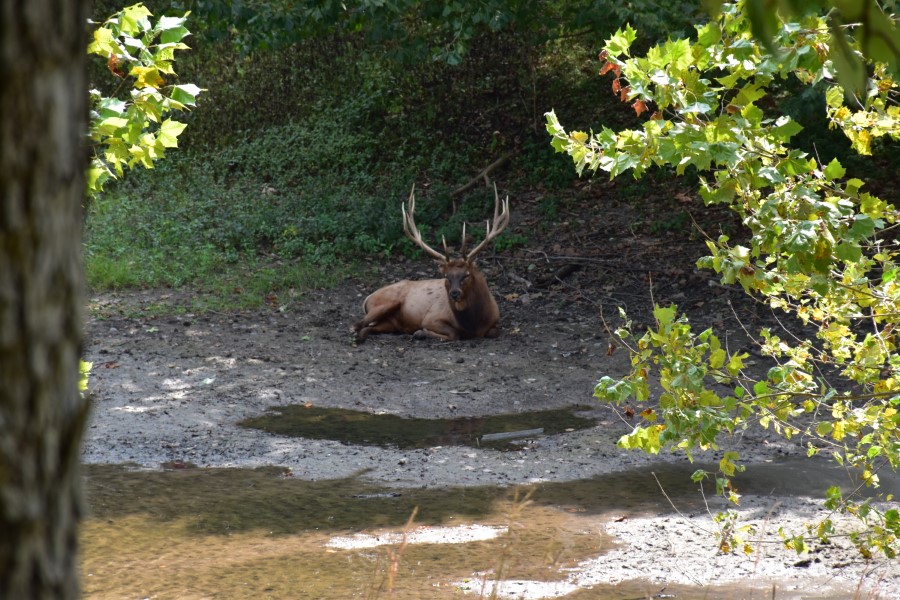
[550,0,899,557]
[87,3,202,197]
[707,0,900,96]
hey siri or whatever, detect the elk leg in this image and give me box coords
[356,321,399,342]
[354,301,401,342]
[413,323,459,341]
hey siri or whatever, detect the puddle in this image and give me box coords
[82,465,611,599]
[239,404,597,449]
[81,458,889,599]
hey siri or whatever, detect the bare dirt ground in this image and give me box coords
[82,181,899,598]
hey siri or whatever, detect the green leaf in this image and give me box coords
[741,103,764,126]
[785,221,817,253]
[709,348,727,369]
[120,4,153,36]
[98,97,127,118]
[835,242,862,263]
[781,153,814,176]
[605,24,638,57]
[664,38,693,71]
[95,116,128,136]
[850,214,876,240]
[161,25,190,45]
[171,83,202,106]
[816,421,834,437]
[696,21,721,48]
[745,0,780,54]
[680,102,712,115]
[545,110,570,153]
[771,116,803,142]
[653,304,677,325]
[158,118,187,148]
[823,157,846,181]
[87,26,118,57]
[825,85,845,109]
[736,83,766,106]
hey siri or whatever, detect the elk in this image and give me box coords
[354,184,510,343]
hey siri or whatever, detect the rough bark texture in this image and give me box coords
[0,1,91,597]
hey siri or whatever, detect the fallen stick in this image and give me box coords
[480,427,544,442]
[452,151,515,197]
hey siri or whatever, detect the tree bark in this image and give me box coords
[0,1,91,597]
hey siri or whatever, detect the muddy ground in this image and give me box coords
[82,182,899,598]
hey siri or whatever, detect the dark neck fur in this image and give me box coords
[450,273,492,337]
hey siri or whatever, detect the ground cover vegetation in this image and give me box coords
[548,0,900,557]
[84,0,900,562]
[84,0,701,297]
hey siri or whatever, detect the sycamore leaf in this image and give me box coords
[735,82,765,106]
[823,157,846,181]
[709,348,727,369]
[171,83,202,106]
[850,214,876,240]
[98,97,127,118]
[633,99,648,117]
[663,38,693,71]
[130,66,164,89]
[161,24,190,45]
[653,304,676,325]
[835,242,862,263]
[95,116,128,136]
[120,3,153,36]
[86,165,110,194]
[771,116,803,142]
[158,118,187,147]
[87,26,119,57]
[605,24,637,57]
[696,21,721,48]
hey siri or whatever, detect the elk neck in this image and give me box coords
[446,267,493,336]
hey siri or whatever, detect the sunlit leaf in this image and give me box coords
[158,118,187,148]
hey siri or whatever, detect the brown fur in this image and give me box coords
[353,259,500,342]
[354,184,508,343]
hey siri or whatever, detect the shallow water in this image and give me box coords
[81,457,889,599]
[238,404,598,449]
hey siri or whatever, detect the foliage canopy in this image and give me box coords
[548,0,899,556]
[168,0,703,62]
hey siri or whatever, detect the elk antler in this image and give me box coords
[403,184,448,262]
[464,183,510,262]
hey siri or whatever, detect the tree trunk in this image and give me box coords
[0,1,91,597]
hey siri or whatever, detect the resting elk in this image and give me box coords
[354,185,510,342]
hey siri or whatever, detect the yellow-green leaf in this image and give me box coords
[129,66,164,89]
[158,119,186,148]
